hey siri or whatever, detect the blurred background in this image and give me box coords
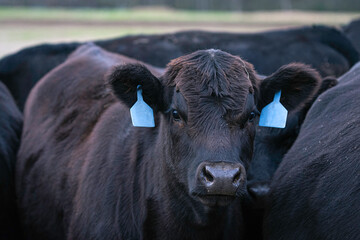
[0,0,359,58]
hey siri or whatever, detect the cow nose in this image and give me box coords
[247,181,270,207]
[197,162,246,196]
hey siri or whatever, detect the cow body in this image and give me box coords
[264,62,360,239]
[1,25,357,110]
[343,18,360,53]
[0,82,23,239]
[17,44,320,239]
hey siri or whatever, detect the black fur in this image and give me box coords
[258,63,321,111]
[107,64,165,111]
[16,44,321,240]
[263,62,360,239]
[0,82,23,239]
[243,71,336,240]
[343,18,360,54]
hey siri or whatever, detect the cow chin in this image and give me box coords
[190,186,246,208]
[197,195,236,207]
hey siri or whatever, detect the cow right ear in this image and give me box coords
[258,63,321,112]
[106,63,165,112]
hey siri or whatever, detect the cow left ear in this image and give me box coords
[258,63,321,112]
[106,63,165,112]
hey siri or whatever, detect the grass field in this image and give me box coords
[0,6,359,58]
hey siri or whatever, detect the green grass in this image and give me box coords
[0,6,359,25]
[2,25,166,41]
[0,6,359,58]
[0,7,248,23]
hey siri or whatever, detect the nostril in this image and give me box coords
[203,166,214,183]
[233,170,241,185]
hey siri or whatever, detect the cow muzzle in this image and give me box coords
[192,162,246,207]
[247,181,270,208]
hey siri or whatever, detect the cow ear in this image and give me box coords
[258,63,321,111]
[318,76,338,96]
[106,63,165,111]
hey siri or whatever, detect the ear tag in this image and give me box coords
[259,90,288,128]
[130,85,155,127]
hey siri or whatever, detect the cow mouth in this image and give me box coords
[195,194,236,207]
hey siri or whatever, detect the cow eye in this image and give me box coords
[248,112,256,122]
[172,110,181,121]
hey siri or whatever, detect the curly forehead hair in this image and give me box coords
[161,50,260,134]
[163,49,259,98]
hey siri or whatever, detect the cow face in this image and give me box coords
[160,50,260,207]
[107,50,321,208]
[247,76,337,205]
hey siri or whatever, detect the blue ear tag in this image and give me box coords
[259,90,288,128]
[130,86,155,127]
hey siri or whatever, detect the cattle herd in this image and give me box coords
[0,18,359,240]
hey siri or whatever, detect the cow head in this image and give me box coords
[107,50,320,208]
[247,76,337,206]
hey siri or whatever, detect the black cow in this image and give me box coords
[263,62,360,239]
[16,44,321,239]
[242,75,337,240]
[247,75,338,192]
[343,18,360,54]
[0,82,23,239]
[1,25,357,111]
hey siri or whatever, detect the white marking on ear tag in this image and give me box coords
[259,90,288,128]
[130,85,155,127]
